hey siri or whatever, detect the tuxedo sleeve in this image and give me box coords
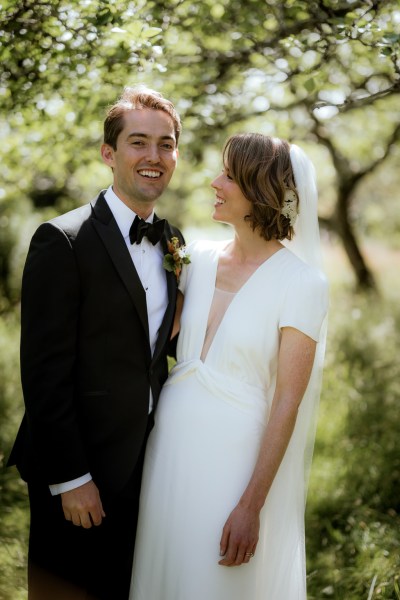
[20,222,89,484]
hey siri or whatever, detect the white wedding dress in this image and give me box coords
[130,239,328,600]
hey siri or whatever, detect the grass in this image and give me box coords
[306,242,400,599]
[0,472,28,600]
[0,312,28,600]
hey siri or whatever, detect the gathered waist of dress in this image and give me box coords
[164,359,270,424]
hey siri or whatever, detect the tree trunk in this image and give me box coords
[335,190,377,291]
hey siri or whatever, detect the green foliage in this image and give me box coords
[0,312,28,600]
[0,0,399,293]
[0,312,23,465]
[0,493,28,600]
[0,0,162,109]
[1,0,399,145]
[306,288,400,599]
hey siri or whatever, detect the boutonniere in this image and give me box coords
[163,236,191,282]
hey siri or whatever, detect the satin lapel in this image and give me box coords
[152,220,178,362]
[90,192,150,340]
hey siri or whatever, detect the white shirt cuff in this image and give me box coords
[49,473,92,496]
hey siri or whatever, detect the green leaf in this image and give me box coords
[163,255,175,272]
[210,4,225,19]
[142,27,163,39]
[122,21,145,38]
[304,78,315,92]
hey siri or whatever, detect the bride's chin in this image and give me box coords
[212,213,231,227]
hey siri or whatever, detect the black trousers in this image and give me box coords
[27,422,152,600]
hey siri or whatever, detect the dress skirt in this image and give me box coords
[130,360,306,600]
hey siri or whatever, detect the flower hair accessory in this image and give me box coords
[282,188,299,226]
[163,237,191,282]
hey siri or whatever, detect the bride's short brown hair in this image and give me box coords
[222,133,298,241]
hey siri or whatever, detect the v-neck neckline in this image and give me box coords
[200,244,287,362]
[215,243,286,295]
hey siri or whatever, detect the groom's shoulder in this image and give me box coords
[46,191,105,238]
[49,203,92,232]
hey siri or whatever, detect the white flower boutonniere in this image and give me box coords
[163,237,191,283]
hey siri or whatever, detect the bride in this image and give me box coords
[129,133,328,599]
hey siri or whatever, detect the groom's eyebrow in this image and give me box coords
[127,132,176,141]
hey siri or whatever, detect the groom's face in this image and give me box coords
[101,108,178,214]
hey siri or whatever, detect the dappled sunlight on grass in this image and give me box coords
[0,315,28,599]
[306,244,400,598]
[0,501,29,600]
[0,468,29,600]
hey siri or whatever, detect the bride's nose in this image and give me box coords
[211,174,222,189]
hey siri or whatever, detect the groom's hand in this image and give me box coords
[61,480,106,528]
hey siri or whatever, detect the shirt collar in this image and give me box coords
[104,186,155,240]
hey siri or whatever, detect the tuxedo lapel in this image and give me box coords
[152,220,178,363]
[90,192,150,341]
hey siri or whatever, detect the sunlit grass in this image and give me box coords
[0,313,28,599]
[0,491,29,600]
[306,244,400,599]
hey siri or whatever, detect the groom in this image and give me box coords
[8,86,184,599]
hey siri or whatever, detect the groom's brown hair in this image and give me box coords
[104,86,182,150]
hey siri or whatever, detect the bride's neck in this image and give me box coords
[228,231,283,265]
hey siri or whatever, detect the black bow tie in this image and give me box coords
[129,216,166,245]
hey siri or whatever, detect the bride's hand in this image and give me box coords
[218,504,259,566]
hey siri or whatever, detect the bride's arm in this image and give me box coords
[218,326,316,567]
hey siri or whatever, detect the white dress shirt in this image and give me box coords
[49,186,168,495]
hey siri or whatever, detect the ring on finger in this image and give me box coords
[245,552,254,557]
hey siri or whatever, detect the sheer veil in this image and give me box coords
[283,143,329,499]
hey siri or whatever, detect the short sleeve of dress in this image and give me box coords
[279,265,329,342]
[178,239,230,295]
[178,242,196,295]
[178,263,189,294]
[178,240,200,294]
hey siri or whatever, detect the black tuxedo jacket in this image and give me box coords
[8,191,184,495]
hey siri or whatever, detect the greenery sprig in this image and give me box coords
[163,237,191,283]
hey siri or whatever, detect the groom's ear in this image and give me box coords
[101,144,115,168]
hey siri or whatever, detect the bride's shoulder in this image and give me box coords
[187,238,230,261]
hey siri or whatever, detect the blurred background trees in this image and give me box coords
[0,1,399,598]
[1,0,399,295]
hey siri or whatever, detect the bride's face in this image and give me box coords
[211,166,252,226]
